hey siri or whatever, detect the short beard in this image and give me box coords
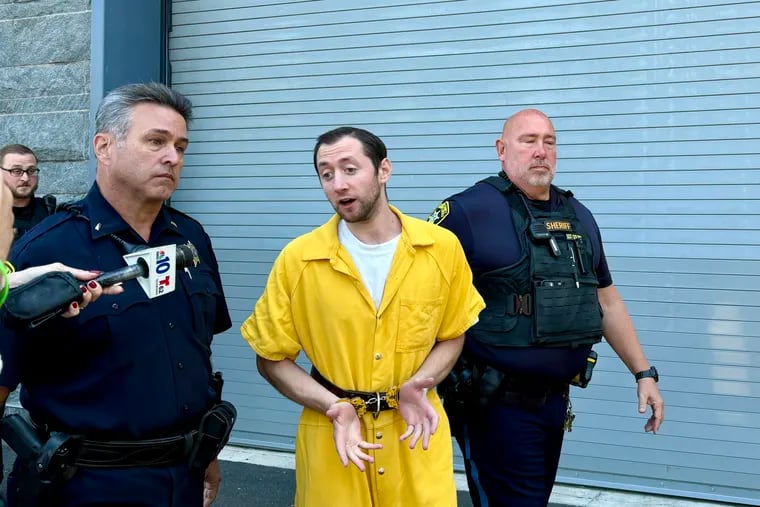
[10,186,36,200]
[526,171,553,188]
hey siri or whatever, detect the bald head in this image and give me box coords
[495,109,557,200]
[501,109,553,138]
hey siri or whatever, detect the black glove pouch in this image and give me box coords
[188,401,237,474]
[0,272,82,330]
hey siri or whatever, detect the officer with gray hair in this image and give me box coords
[0,82,233,507]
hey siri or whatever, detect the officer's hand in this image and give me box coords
[203,458,221,506]
[326,399,382,471]
[637,378,664,434]
[398,376,438,450]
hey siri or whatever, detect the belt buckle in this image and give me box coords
[369,393,382,419]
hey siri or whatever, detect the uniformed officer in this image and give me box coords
[0,83,232,507]
[429,109,664,507]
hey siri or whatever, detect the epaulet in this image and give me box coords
[165,204,202,227]
[10,207,82,257]
[56,200,87,218]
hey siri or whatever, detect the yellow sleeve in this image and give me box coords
[240,249,303,361]
[437,235,485,340]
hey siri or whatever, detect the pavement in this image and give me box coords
[0,443,739,506]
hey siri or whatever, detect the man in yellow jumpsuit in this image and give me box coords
[241,126,485,506]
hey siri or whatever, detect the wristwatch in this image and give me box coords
[634,366,659,383]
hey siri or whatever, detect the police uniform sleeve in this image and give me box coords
[201,231,232,334]
[434,230,485,340]
[427,199,475,257]
[240,248,302,362]
[584,208,613,288]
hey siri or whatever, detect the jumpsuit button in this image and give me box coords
[111,303,119,310]
[183,404,189,411]
[169,322,175,329]
[378,467,385,475]
[178,362,184,369]
[375,432,382,439]
[374,353,382,360]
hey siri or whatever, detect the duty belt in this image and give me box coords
[311,367,399,418]
[497,374,569,409]
[75,431,198,468]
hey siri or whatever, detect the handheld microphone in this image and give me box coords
[95,243,197,289]
[1,243,199,329]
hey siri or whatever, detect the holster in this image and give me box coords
[188,401,237,474]
[440,355,478,430]
[2,413,79,506]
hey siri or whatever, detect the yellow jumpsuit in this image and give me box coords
[242,207,485,507]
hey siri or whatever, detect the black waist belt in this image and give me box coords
[311,367,399,418]
[498,374,568,409]
[75,431,198,468]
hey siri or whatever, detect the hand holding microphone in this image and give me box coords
[1,243,198,329]
[8,263,124,315]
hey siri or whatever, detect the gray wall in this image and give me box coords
[0,0,92,203]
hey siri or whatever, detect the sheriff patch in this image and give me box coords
[545,220,572,232]
[427,201,450,225]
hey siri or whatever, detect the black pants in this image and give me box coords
[453,388,568,507]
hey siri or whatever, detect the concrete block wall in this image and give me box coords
[0,0,92,203]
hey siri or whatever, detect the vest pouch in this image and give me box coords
[533,278,602,345]
[471,261,529,335]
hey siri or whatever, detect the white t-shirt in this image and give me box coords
[338,219,400,310]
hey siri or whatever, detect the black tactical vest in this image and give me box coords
[468,176,603,348]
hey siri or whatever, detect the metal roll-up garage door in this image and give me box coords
[168,2,760,503]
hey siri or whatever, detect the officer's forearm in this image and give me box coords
[598,285,650,374]
[409,335,464,386]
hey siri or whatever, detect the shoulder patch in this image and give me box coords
[427,201,450,225]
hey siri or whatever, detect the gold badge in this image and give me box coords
[427,202,450,225]
[185,240,201,268]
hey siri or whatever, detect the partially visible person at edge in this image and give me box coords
[0,144,57,242]
[0,82,232,507]
[0,160,121,507]
[428,109,665,507]
[241,126,485,506]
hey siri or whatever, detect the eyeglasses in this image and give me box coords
[1,167,40,177]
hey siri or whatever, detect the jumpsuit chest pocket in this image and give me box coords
[395,297,443,352]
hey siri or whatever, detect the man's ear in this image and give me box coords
[93,133,113,162]
[378,158,392,184]
[495,139,506,161]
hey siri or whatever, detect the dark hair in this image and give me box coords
[313,127,387,172]
[0,144,37,165]
[94,82,193,143]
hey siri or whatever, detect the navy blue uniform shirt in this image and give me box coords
[0,183,231,439]
[435,176,612,379]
